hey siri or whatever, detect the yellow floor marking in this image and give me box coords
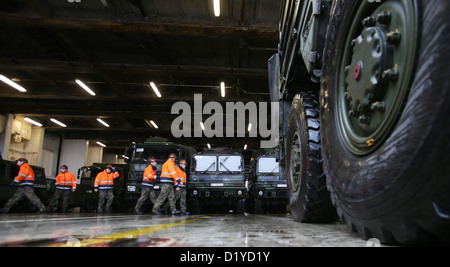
[49,216,210,247]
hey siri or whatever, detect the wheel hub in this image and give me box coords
[345,26,391,124]
[337,0,419,155]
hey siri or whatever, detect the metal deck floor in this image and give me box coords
[0,213,371,247]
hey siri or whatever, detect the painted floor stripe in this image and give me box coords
[49,216,210,247]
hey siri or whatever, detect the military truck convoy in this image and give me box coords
[0,141,287,214]
[269,0,450,244]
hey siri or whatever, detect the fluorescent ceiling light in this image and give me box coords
[97,118,110,127]
[150,82,162,98]
[207,144,211,149]
[244,144,248,150]
[96,141,106,148]
[214,0,220,17]
[24,117,42,127]
[248,123,252,132]
[50,118,67,128]
[150,120,159,129]
[75,79,96,96]
[200,122,206,131]
[221,81,225,97]
[0,74,27,92]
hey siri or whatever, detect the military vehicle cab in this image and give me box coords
[249,151,287,214]
[0,158,49,212]
[188,150,246,214]
[123,137,196,211]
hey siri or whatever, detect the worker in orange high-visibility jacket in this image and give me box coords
[175,159,189,215]
[94,164,119,214]
[152,153,180,215]
[134,157,158,214]
[46,165,77,213]
[1,158,46,214]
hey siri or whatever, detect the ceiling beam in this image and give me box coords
[0,14,278,40]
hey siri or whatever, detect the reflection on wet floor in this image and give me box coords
[0,213,369,247]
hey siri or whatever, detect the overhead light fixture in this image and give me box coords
[97,118,110,127]
[96,141,106,148]
[150,82,162,98]
[244,144,248,150]
[213,0,220,17]
[207,144,211,149]
[50,118,67,128]
[0,74,27,92]
[200,122,206,131]
[149,120,159,129]
[24,117,42,127]
[75,79,96,96]
[221,81,225,97]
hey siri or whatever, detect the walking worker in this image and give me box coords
[1,158,46,214]
[152,153,180,215]
[46,165,77,213]
[94,164,119,214]
[175,159,189,215]
[134,157,158,214]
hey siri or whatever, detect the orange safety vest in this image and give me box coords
[142,165,157,188]
[56,172,77,191]
[14,163,35,187]
[160,159,177,184]
[94,169,119,190]
[175,166,187,188]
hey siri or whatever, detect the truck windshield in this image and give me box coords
[258,157,279,174]
[133,146,179,162]
[219,155,243,172]
[192,155,217,172]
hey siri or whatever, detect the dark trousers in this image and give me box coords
[47,189,71,213]
[2,186,45,212]
[98,190,114,213]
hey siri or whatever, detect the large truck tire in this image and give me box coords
[285,92,337,223]
[321,0,450,244]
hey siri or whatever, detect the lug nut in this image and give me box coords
[386,30,401,44]
[370,101,386,112]
[358,115,371,125]
[377,11,391,24]
[362,16,376,27]
[382,68,399,81]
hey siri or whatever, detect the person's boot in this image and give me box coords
[134,209,143,215]
[152,209,162,215]
[36,209,46,214]
[171,210,181,215]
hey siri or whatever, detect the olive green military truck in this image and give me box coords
[269,0,450,244]
[249,151,287,214]
[0,159,50,212]
[123,137,196,212]
[188,150,246,214]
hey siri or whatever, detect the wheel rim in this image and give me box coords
[337,0,419,156]
[289,131,301,192]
